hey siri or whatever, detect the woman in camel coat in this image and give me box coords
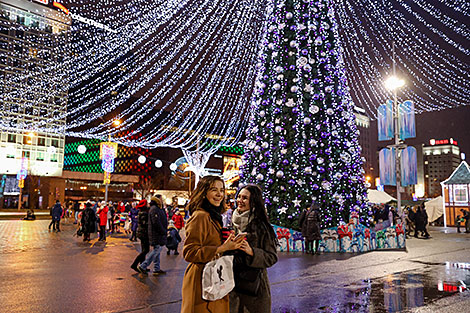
[181,176,244,313]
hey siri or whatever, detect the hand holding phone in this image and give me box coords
[234,232,247,241]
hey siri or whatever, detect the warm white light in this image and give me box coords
[138,155,146,164]
[154,159,163,168]
[47,146,57,154]
[112,120,121,126]
[170,163,177,171]
[77,145,87,154]
[384,76,405,90]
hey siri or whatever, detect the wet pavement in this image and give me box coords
[0,220,469,313]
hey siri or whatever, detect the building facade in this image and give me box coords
[0,0,70,208]
[422,139,461,198]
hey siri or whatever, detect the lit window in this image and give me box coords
[454,185,468,203]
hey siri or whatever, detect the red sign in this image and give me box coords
[429,139,458,146]
[33,0,49,4]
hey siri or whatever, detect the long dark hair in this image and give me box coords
[237,184,277,242]
[187,175,227,214]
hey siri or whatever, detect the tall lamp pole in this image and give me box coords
[385,41,405,215]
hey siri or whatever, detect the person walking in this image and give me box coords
[73,201,80,224]
[80,202,96,242]
[129,202,139,241]
[50,200,63,232]
[414,205,430,238]
[131,199,149,273]
[181,175,244,313]
[229,184,278,313]
[137,197,168,276]
[299,203,322,254]
[97,201,109,241]
[108,202,116,234]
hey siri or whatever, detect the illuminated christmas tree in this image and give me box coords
[241,0,370,229]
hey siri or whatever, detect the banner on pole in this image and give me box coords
[378,100,394,141]
[379,148,396,186]
[100,142,118,173]
[401,146,417,186]
[399,100,416,140]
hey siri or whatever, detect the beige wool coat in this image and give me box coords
[181,209,229,313]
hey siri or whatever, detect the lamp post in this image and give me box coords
[385,41,405,215]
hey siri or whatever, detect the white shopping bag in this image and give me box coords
[202,255,235,301]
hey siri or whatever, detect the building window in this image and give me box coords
[7,134,16,143]
[454,186,468,203]
[22,151,30,158]
[51,154,58,162]
[38,137,45,146]
[51,139,59,147]
[37,152,44,161]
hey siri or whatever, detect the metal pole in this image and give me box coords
[105,183,108,203]
[392,41,402,216]
[18,187,22,211]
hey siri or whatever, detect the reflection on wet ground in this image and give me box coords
[275,262,470,313]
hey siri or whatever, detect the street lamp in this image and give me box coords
[385,42,405,215]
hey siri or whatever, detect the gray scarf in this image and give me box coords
[231,208,252,234]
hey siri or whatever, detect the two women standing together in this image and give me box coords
[181,176,278,313]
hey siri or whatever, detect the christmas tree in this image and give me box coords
[240,0,370,230]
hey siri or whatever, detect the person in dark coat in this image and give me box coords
[129,204,139,241]
[166,220,182,255]
[299,203,322,254]
[414,205,430,238]
[50,200,63,232]
[137,197,168,275]
[80,202,96,242]
[230,184,278,313]
[131,199,149,273]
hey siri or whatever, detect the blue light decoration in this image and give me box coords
[399,100,416,140]
[379,148,396,186]
[377,100,394,141]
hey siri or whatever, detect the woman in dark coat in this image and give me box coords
[81,202,96,242]
[129,204,139,241]
[131,199,149,272]
[230,184,278,313]
[299,203,322,254]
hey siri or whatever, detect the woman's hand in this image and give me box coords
[239,240,253,256]
[216,233,244,254]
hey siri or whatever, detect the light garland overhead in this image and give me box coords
[1,0,468,149]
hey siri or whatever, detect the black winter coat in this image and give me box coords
[136,211,149,240]
[299,209,321,241]
[229,220,278,313]
[166,227,181,250]
[148,203,168,246]
[81,208,96,233]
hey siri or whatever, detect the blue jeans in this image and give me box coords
[140,245,163,271]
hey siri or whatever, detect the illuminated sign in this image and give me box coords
[53,2,69,15]
[223,157,241,185]
[429,138,458,146]
[100,142,118,173]
[33,0,49,4]
[16,158,28,180]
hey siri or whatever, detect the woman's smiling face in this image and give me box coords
[206,180,225,207]
[236,188,251,212]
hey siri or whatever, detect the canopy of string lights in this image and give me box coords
[3,0,468,150]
